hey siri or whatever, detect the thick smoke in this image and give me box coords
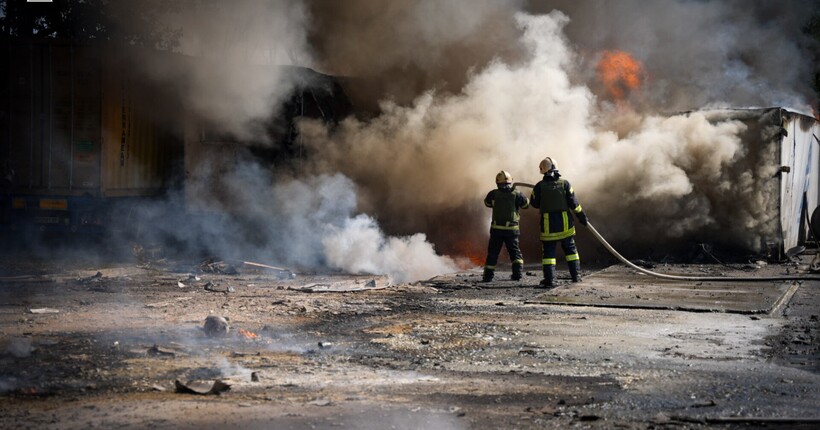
[133,164,457,283]
[300,1,819,260]
[533,0,818,113]
[116,0,818,276]
[140,0,316,141]
[301,12,593,233]
[106,0,460,282]
[308,0,527,109]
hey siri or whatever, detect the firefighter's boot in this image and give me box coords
[511,262,523,281]
[569,260,581,283]
[539,265,555,288]
[482,267,494,282]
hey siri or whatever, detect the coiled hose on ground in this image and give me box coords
[513,182,820,282]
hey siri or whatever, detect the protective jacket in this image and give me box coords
[484,187,529,231]
[529,172,584,241]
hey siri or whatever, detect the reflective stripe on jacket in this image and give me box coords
[484,187,529,231]
[530,175,583,241]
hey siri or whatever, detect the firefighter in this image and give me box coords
[529,157,588,287]
[483,170,530,282]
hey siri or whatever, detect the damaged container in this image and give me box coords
[696,107,820,257]
[0,41,183,234]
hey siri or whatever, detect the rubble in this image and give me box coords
[0,257,817,429]
[288,276,391,292]
[28,308,60,314]
[202,316,230,337]
[174,379,231,395]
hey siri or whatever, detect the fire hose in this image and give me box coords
[513,182,820,282]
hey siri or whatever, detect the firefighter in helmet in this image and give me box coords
[529,157,588,287]
[482,170,530,282]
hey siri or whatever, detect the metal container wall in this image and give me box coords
[99,52,178,197]
[700,107,820,254]
[779,110,820,251]
[0,41,179,199]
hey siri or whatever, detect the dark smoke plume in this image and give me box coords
[71,0,820,278]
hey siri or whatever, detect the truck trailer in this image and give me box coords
[0,41,182,234]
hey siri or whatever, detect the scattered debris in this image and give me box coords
[690,399,717,408]
[199,259,238,275]
[203,316,230,337]
[518,347,539,356]
[289,276,391,292]
[28,308,60,314]
[242,261,296,279]
[810,254,820,273]
[79,271,103,283]
[145,297,193,308]
[147,345,177,357]
[174,379,231,395]
[633,259,656,269]
[133,244,167,269]
[204,282,234,293]
[308,398,332,406]
[526,405,558,416]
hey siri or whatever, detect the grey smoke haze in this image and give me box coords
[530,0,818,113]
[298,0,818,259]
[117,0,818,276]
[309,0,818,112]
[133,163,458,283]
[141,0,315,141]
[111,0,461,281]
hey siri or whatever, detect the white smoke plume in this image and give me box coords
[136,0,315,141]
[115,0,819,274]
[300,1,819,259]
[133,165,457,283]
[99,0,463,282]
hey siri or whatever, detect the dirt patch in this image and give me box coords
[1,255,819,429]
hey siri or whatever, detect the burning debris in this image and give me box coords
[238,329,258,340]
[0,1,819,429]
[596,50,645,102]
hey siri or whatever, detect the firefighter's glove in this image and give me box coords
[577,211,588,226]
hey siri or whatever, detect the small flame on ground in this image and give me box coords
[596,50,645,101]
[451,240,486,268]
[238,329,258,340]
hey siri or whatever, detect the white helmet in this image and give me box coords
[539,157,557,174]
[495,170,513,184]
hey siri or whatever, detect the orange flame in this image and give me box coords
[596,50,644,101]
[238,329,258,340]
[451,240,485,267]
